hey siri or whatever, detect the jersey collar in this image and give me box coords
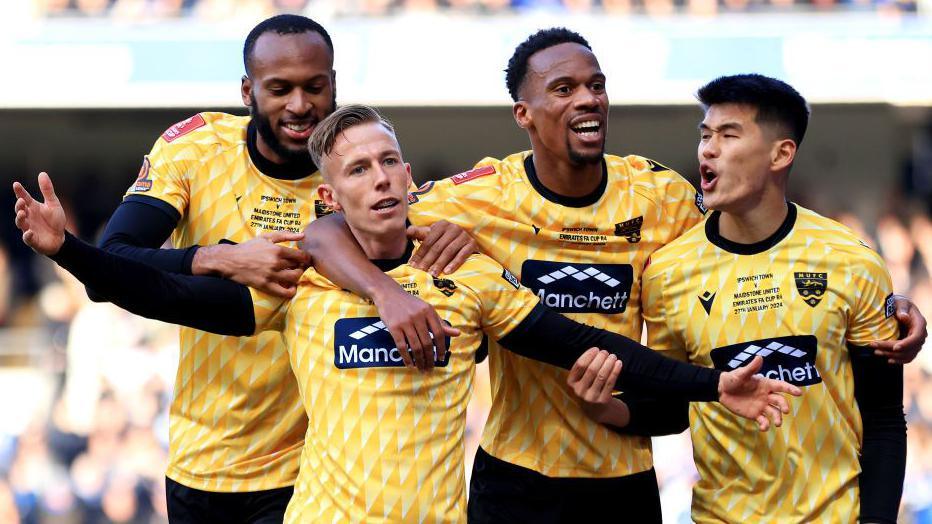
[523,155,607,208]
[246,121,318,181]
[371,240,415,272]
[705,202,797,255]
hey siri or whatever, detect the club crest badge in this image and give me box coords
[314,200,334,218]
[794,272,827,307]
[614,216,643,243]
[432,277,457,297]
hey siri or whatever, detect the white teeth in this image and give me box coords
[374,199,397,210]
[284,123,310,132]
[573,120,600,132]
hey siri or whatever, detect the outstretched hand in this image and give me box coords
[13,172,66,256]
[717,356,803,431]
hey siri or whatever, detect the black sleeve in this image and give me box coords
[611,393,690,436]
[498,304,721,402]
[51,232,255,336]
[849,344,906,524]
[98,196,198,273]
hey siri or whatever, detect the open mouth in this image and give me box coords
[570,119,602,139]
[699,165,718,190]
[281,121,316,140]
[371,198,400,212]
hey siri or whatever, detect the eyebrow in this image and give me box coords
[263,73,329,85]
[544,72,605,90]
[698,122,744,132]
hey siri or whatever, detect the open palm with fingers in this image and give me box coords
[13,172,66,256]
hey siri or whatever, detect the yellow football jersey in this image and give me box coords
[642,203,898,523]
[408,151,704,478]
[252,252,540,523]
[124,112,325,492]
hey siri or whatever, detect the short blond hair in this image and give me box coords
[307,104,396,170]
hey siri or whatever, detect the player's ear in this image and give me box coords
[513,101,530,129]
[404,163,412,187]
[771,138,797,173]
[318,184,342,212]
[241,75,253,108]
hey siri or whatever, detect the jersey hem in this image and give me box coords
[165,465,298,493]
[478,445,654,479]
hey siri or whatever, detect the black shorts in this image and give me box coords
[468,447,662,524]
[165,477,294,524]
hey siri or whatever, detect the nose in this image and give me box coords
[700,135,719,159]
[285,90,313,116]
[372,163,391,190]
[574,86,601,111]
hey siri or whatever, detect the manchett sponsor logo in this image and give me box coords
[521,260,633,313]
[710,335,821,386]
[334,317,451,369]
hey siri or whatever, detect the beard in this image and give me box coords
[565,129,606,166]
[567,144,604,166]
[249,94,337,164]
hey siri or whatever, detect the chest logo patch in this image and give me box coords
[334,317,451,369]
[710,335,821,387]
[521,260,633,314]
[794,272,827,307]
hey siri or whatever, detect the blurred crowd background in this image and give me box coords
[30,0,925,20]
[1,0,930,522]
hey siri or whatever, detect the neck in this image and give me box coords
[256,134,287,165]
[531,147,603,198]
[718,190,789,245]
[350,224,409,261]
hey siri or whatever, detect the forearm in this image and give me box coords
[302,213,401,302]
[498,305,721,401]
[52,232,255,336]
[613,394,690,436]
[99,197,196,274]
[851,345,906,523]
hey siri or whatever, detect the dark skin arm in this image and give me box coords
[302,213,473,371]
[869,297,927,364]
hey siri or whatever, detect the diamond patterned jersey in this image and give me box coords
[250,254,540,523]
[642,203,898,522]
[124,112,321,491]
[407,151,704,478]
